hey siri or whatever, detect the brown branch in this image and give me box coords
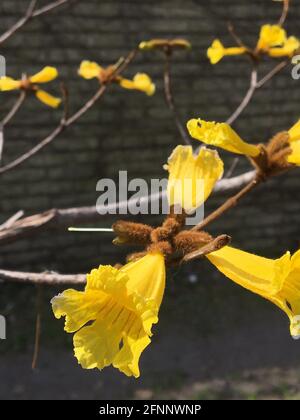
[278,0,290,26]
[0,0,75,46]
[255,60,289,89]
[226,59,289,125]
[0,269,86,285]
[163,51,191,145]
[0,49,138,176]
[1,90,27,128]
[0,170,256,246]
[226,67,257,125]
[32,285,42,370]
[192,174,261,231]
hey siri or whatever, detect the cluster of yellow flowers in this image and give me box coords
[0,62,155,108]
[3,18,299,379]
[51,116,300,378]
[208,24,300,64]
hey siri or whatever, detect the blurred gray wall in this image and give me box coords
[0,0,300,273]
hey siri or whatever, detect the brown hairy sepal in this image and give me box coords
[112,220,152,246]
[174,230,213,255]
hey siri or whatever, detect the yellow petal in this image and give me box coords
[268,249,300,339]
[287,141,300,165]
[288,119,300,142]
[207,39,225,64]
[35,89,61,108]
[269,36,300,57]
[0,76,21,91]
[51,288,107,332]
[119,73,155,96]
[52,253,166,377]
[29,66,58,84]
[78,60,102,79]
[187,118,261,157]
[207,39,246,64]
[207,246,291,296]
[257,24,287,51]
[164,145,224,212]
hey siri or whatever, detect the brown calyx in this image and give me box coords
[250,132,293,179]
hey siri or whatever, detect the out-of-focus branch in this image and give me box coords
[0,91,27,163]
[1,90,27,128]
[163,51,192,145]
[0,269,86,285]
[226,67,258,125]
[0,49,138,176]
[278,0,290,26]
[0,169,256,246]
[227,59,289,125]
[0,0,75,46]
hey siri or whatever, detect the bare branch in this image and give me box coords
[0,0,75,46]
[278,0,290,26]
[0,210,24,231]
[0,170,256,246]
[163,51,192,145]
[226,67,257,125]
[0,269,86,285]
[1,90,27,128]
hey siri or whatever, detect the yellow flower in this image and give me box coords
[287,119,300,164]
[119,73,155,96]
[0,66,61,108]
[256,24,287,51]
[78,60,103,79]
[269,36,300,57]
[187,118,261,157]
[139,38,191,51]
[164,145,223,213]
[51,252,165,378]
[207,245,300,339]
[79,61,155,96]
[207,39,247,64]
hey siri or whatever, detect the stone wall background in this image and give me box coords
[1,0,300,274]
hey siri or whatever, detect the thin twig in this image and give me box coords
[0,210,24,231]
[0,0,37,45]
[255,60,289,89]
[226,59,288,125]
[1,90,27,128]
[192,175,261,231]
[227,21,246,48]
[0,269,86,285]
[278,0,290,26]
[32,285,42,370]
[163,51,191,145]
[226,67,257,125]
[0,0,74,46]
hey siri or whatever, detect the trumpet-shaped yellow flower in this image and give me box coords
[207,39,247,64]
[207,245,300,339]
[164,145,223,213]
[0,66,61,108]
[269,36,300,57]
[256,24,287,51]
[119,73,155,96]
[51,252,165,378]
[286,119,300,164]
[78,61,103,80]
[187,118,261,157]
